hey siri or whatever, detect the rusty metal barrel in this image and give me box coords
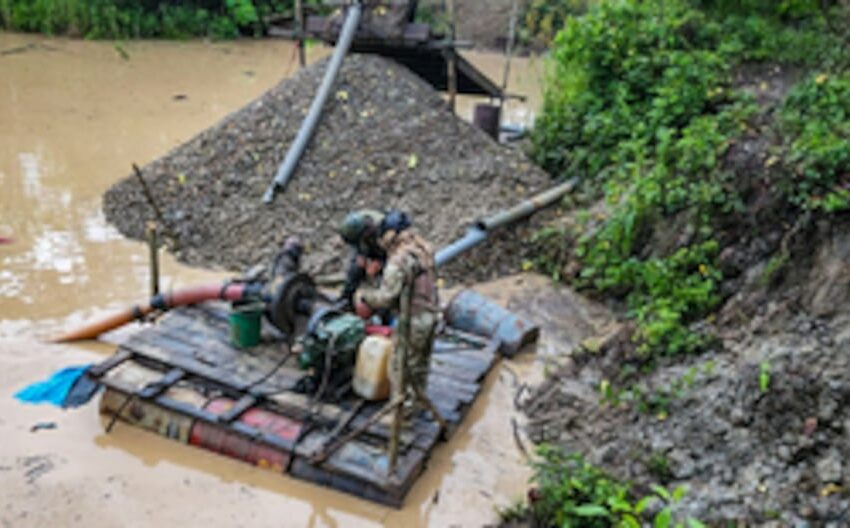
[473,103,501,139]
[444,289,539,357]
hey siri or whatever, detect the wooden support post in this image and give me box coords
[500,0,520,113]
[445,0,457,113]
[389,281,413,475]
[388,397,403,474]
[146,221,160,297]
[295,0,306,67]
[132,163,179,249]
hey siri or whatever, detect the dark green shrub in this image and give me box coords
[522,0,590,46]
[690,0,824,19]
[517,446,704,528]
[779,74,850,212]
[0,0,325,39]
[532,0,756,357]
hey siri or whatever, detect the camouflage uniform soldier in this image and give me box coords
[354,212,438,408]
[337,209,386,309]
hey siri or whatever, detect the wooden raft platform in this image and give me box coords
[91,304,499,506]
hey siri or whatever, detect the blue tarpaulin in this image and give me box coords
[14,365,98,408]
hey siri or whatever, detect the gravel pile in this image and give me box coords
[103,54,552,282]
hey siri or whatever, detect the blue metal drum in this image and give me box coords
[444,289,539,357]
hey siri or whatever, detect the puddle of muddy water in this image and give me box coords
[0,31,552,527]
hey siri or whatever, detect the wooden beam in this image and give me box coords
[295,0,306,67]
[445,0,457,112]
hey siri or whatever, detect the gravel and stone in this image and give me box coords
[103,54,552,283]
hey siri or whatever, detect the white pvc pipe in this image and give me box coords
[263,2,363,204]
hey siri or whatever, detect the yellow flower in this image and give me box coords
[816,73,829,85]
[699,264,708,276]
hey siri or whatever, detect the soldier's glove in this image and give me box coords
[355,300,374,319]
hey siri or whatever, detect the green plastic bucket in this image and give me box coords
[229,303,263,349]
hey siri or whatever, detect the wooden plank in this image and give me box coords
[289,457,399,506]
[156,312,251,355]
[429,362,484,384]
[110,347,345,440]
[101,359,169,393]
[120,339,242,389]
[430,352,493,382]
[427,375,478,404]
[127,330,301,393]
[290,442,427,506]
[409,419,442,451]
[152,314,303,391]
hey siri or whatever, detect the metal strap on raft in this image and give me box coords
[263,2,363,204]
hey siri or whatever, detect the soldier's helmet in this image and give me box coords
[338,209,385,246]
[380,209,411,235]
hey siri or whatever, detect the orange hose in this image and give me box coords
[53,283,248,343]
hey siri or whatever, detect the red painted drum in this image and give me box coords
[189,422,289,472]
[189,398,302,472]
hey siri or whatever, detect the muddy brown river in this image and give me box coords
[0,31,554,527]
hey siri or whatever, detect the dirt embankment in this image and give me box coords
[517,62,850,525]
[103,54,552,284]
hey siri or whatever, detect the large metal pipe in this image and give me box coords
[435,227,487,268]
[435,177,579,267]
[479,177,579,231]
[262,2,363,204]
[53,283,257,343]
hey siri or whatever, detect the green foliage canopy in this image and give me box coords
[0,0,322,39]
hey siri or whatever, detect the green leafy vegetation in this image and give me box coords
[779,73,850,212]
[532,0,758,360]
[759,361,771,393]
[0,0,323,39]
[521,0,591,47]
[505,446,703,528]
[529,0,849,366]
[521,20,850,525]
[599,364,705,420]
[522,1,850,523]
